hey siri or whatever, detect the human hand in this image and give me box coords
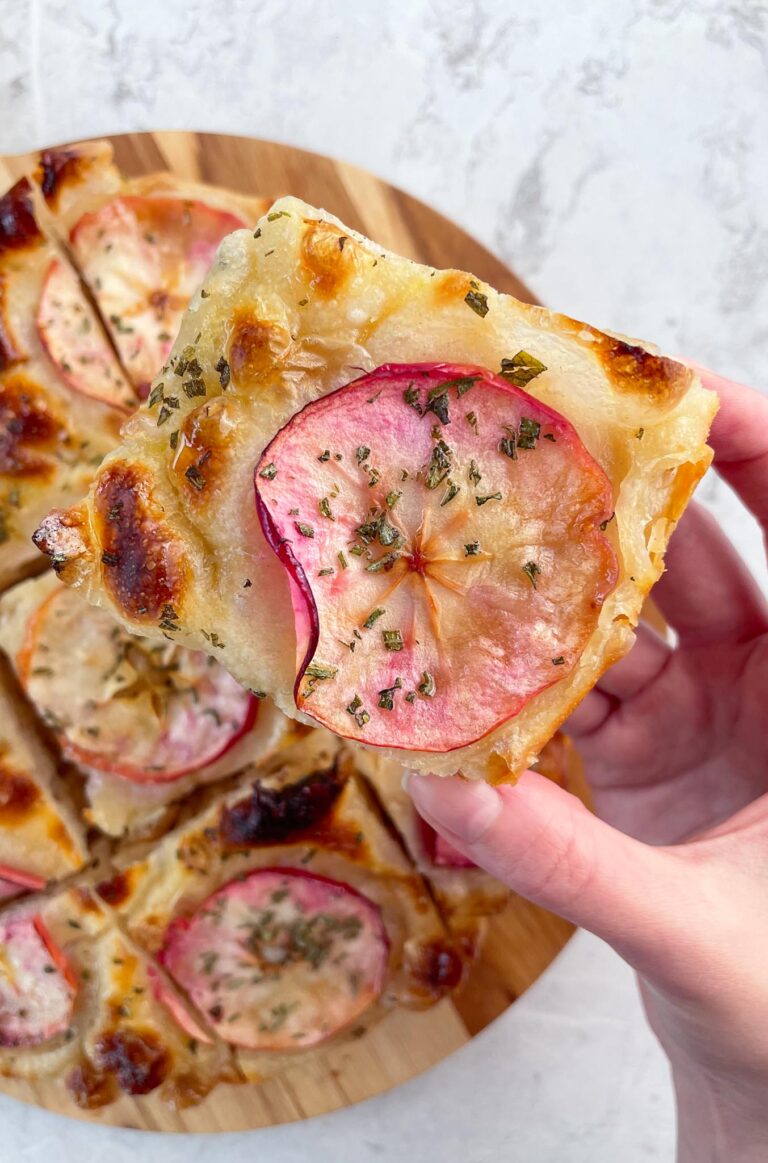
[409,368,768,1162]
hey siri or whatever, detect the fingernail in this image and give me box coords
[408,774,502,844]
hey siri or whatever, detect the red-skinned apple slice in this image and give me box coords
[18,586,257,784]
[0,911,76,1046]
[37,259,138,410]
[70,196,247,395]
[255,362,618,753]
[158,868,389,1051]
[0,865,47,904]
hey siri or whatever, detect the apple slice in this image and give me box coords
[0,864,47,903]
[18,586,257,784]
[36,259,138,410]
[159,868,389,1051]
[255,362,617,753]
[0,911,76,1046]
[70,196,247,395]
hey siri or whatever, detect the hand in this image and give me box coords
[409,368,768,1163]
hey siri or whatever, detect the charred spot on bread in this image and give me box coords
[300,219,358,298]
[0,376,68,479]
[95,871,132,908]
[93,462,188,621]
[171,397,233,499]
[67,1058,118,1109]
[0,755,41,823]
[36,147,95,209]
[0,177,43,257]
[218,767,342,848]
[406,938,465,998]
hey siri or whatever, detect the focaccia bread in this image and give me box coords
[0,571,289,838]
[0,665,88,899]
[97,730,462,1081]
[0,176,128,589]
[32,140,270,396]
[35,197,717,781]
[0,885,236,1107]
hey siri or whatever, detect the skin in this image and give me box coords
[409,368,768,1163]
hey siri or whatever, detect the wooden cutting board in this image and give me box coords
[0,132,575,1133]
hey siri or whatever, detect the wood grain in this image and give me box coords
[0,131,572,1133]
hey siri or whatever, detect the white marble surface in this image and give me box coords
[1,0,767,1159]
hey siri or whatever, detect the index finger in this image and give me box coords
[687,363,768,530]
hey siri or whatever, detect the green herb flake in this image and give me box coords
[468,459,482,485]
[215,356,231,389]
[465,410,479,434]
[169,430,179,450]
[295,521,315,538]
[552,656,565,666]
[267,209,291,221]
[378,677,403,710]
[305,662,338,680]
[338,550,348,570]
[476,492,501,506]
[440,480,460,506]
[366,551,400,573]
[385,490,402,509]
[425,386,450,425]
[319,497,335,521]
[636,427,645,440]
[148,383,165,409]
[522,561,541,589]
[363,607,386,629]
[499,351,547,387]
[185,465,207,491]
[405,691,416,704]
[298,297,308,306]
[464,289,489,317]
[183,378,206,399]
[403,383,422,413]
[318,449,331,462]
[464,541,480,556]
[356,445,371,465]
[518,417,541,449]
[347,695,363,715]
[259,462,277,480]
[318,568,334,577]
[499,430,517,459]
[418,671,436,697]
[382,629,404,652]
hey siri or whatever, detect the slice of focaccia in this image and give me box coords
[0,571,289,838]
[34,197,717,781]
[32,141,270,397]
[0,176,129,589]
[0,664,88,900]
[0,884,236,1108]
[96,730,462,1081]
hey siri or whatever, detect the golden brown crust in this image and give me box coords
[93,461,189,622]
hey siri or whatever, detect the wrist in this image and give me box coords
[674,1063,768,1163]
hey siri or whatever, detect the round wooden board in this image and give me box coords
[0,132,576,1133]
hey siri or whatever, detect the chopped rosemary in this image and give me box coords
[363,607,386,629]
[305,662,338,680]
[366,551,400,573]
[425,386,450,425]
[464,541,480,556]
[464,289,489,317]
[259,462,277,479]
[215,356,231,388]
[476,492,502,505]
[319,497,335,521]
[418,671,436,697]
[356,445,371,465]
[405,691,416,704]
[267,209,290,221]
[185,464,206,490]
[552,656,565,666]
[347,695,363,715]
[378,678,403,709]
[148,383,164,408]
[522,561,541,588]
[338,550,348,570]
[468,459,482,485]
[499,351,547,387]
[465,410,479,433]
[318,568,334,576]
[499,430,517,459]
[440,480,460,506]
[404,384,422,413]
[518,417,541,449]
[382,629,404,652]
[183,378,206,398]
[385,490,402,509]
[295,521,315,538]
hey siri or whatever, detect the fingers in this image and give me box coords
[653,500,768,646]
[688,364,768,530]
[408,771,690,976]
[564,688,613,738]
[596,622,671,699]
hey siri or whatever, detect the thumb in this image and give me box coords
[409,771,691,975]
